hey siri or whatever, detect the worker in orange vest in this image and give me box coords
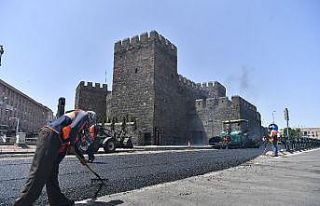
[14,109,97,206]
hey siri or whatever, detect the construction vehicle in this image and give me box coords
[220,119,257,148]
[91,118,134,153]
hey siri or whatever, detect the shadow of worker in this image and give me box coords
[75,199,124,206]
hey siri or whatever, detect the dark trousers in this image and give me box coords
[273,142,279,157]
[13,128,69,206]
[87,143,95,161]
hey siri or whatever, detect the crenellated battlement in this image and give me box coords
[177,75,228,99]
[200,81,226,98]
[75,81,109,122]
[231,95,257,111]
[196,96,232,110]
[193,81,224,89]
[178,75,198,89]
[114,30,177,53]
[78,81,108,90]
[178,76,222,90]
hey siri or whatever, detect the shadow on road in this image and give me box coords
[91,161,109,165]
[75,199,124,206]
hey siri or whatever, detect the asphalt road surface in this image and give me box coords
[0,148,262,205]
[88,148,320,206]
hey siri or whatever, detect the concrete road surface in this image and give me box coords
[77,148,320,206]
[0,148,262,205]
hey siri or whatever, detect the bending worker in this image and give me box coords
[14,109,97,206]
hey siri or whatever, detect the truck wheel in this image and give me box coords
[104,140,116,153]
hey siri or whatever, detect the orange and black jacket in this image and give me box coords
[47,109,90,154]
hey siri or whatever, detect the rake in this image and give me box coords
[75,153,108,185]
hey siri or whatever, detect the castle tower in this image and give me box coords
[75,81,108,122]
[111,31,179,145]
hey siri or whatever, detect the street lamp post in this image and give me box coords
[15,117,20,137]
[272,111,276,123]
[284,108,290,151]
[9,116,20,144]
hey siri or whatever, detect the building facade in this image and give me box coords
[0,79,53,134]
[301,128,320,139]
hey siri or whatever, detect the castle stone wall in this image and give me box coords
[77,30,262,145]
[75,81,108,122]
[111,31,157,145]
[195,95,261,141]
[153,31,182,145]
[231,96,261,140]
[110,31,215,145]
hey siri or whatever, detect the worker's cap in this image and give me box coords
[87,111,97,124]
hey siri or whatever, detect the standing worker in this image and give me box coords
[271,130,279,157]
[13,109,97,206]
[262,135,268,151]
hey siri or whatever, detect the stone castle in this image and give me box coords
[75,31,262,145]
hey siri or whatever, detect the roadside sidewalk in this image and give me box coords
[0,144,212,156]
[0,144,36,154]
[76,148,320,206]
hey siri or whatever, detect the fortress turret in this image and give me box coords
[75,81,109,122]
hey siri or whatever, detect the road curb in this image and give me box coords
[0,145,213,156]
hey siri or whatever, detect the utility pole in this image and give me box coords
[0,45,4,67]
[105,68,107,84]
[284,108,290,151]
[15,117,20,135]
[284,108,289,138]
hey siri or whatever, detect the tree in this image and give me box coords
[281,127,301,138]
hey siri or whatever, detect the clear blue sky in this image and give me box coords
[1,0,319,129]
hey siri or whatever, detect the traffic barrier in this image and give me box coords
[279,137,320,152]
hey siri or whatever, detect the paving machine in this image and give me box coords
[220,119,252,148]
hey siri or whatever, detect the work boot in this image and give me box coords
[88,157,95,163]
[60,199,75,206]
[88,154,95,163]
[50,198,74,206]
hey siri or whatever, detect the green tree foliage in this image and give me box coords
[282,127,301,138]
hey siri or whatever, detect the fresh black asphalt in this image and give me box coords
[0,148,262,205]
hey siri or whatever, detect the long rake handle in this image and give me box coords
[74,152,104,181]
